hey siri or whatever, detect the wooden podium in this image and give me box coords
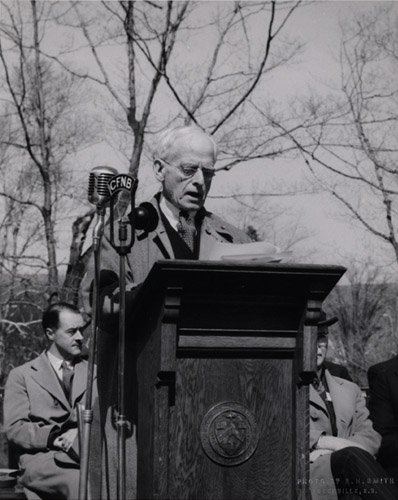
[128,260,345,500]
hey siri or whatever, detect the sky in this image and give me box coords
[205,1,398,278]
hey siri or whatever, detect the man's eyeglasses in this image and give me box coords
[158,159,216,180]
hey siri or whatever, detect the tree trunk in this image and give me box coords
[32,0,59,292]
[62,209,95,304]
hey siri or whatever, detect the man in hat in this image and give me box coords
[317,313,352,381]
[309,311,397,500]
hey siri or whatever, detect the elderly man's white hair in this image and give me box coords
[153,125,218,162]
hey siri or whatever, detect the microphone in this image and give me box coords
[88,166,119,209]
[88,166,118,250]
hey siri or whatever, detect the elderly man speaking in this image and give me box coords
[81,125,251,499]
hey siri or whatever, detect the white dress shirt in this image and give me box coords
[47,351,73,381]
[159,195,196,230]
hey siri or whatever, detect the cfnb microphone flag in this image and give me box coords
[108,174,137,196]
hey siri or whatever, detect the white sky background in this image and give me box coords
[205,0,398,276]
[3,0,396,279]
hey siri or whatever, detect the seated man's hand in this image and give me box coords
[317,435,367,452]
[53,428,78,452]
[310,449,333,463]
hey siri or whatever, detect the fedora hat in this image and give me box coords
[317,310,338,328]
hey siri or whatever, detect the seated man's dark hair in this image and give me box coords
[42,302,81,332]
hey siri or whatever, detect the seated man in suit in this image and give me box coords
[368,355,398,484]
[81,124,252,499]
[309,312,397,500]
[4,302,92,500]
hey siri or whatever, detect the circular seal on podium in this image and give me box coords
[200,401,259,466]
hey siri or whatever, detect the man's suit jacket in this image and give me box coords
[80,195,252,500]
[309,370,381,500]
[81,194,252,319]
[368,355,398,481]
[4,352,93,497]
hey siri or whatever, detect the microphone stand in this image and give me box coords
[79,206,106,500]
[108,177,138,500]
[80,171,156,500]
[117,217,128,500]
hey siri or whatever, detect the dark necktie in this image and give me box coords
[177,211,196,251]
[61,361,74,400]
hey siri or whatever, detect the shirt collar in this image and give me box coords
[159,195,196,231]
[46,350,74,371]
[46,350,64,375]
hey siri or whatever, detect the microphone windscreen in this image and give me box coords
[88,166,119,207]
[133,202,159,232]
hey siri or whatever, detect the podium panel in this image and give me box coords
[128,261,345,500]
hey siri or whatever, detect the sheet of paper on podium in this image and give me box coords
[207,240,292,262]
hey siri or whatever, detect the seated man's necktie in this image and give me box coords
[61,360,74,401]
[177,211,196,251]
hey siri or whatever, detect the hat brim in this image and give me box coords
[317,316,338,328]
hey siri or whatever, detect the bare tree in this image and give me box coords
[49,1,304,180]
[0,0,308,375]
[324,261,396,387]
[39,0,308,258]
[0,0,97,374]
[209,182,315,256]
[275,4,398,267]
[0,0,96,288]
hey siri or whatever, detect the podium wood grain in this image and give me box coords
[130,260,345,500]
